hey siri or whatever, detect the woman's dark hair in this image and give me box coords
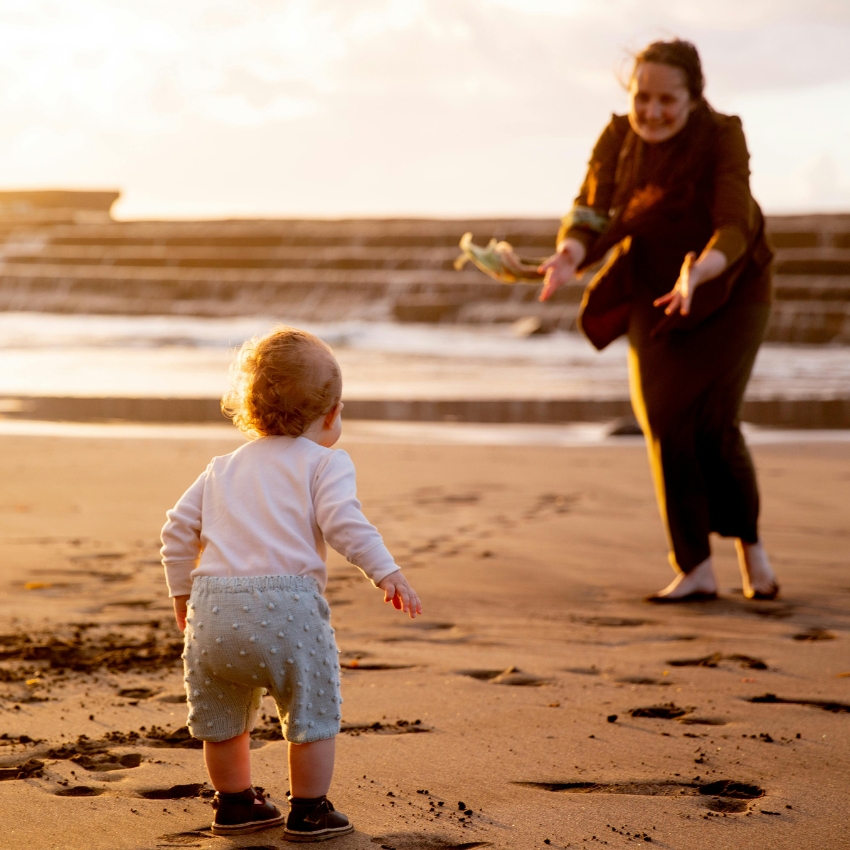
[633,39,704,101]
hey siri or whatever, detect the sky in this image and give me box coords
[0,0,848,219]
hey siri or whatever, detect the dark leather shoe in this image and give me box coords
[211,786,285,835]
[284,795,354,842]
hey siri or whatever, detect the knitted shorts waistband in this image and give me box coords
[191,574,319,594]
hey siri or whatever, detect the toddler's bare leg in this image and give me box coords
[205,730,252,792]
[288,736,336,799]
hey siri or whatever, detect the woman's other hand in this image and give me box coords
[654,248,727,316]
[537,238,586,302]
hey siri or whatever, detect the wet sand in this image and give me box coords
[0,431,848,850]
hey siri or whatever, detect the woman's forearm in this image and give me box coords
[691,248,728,285]
[556,236,587,268]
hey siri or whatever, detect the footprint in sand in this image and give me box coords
[514,778,764,813]
[156,830,214,848]
[70,751,143,771]
[253,717,431,740]
[0,758,44,780]
[667,652,768,670]
[340,719,432,736]
[746,693,850,713]
[372,834,490,850]
[617,676,671,686]
[628,703,691,719]
[117,687,158,699]
[456,667,548,686]
[54,785,105,797]
[573,616,652,627]
[792,628,836,641]
[139,783,207,800]
[564,666,601,676]
[677,716,728,726]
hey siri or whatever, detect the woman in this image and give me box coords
[539,39,779,602]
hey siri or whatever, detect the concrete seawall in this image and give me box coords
[2,395,848,429]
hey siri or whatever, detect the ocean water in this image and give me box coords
[0,312,848,401]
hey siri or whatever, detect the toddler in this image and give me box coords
[160,327,421,841]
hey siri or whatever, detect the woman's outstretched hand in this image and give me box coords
[654,249,727,316]
[654,251,699,315]
[537,238,586,302]
[377,570,422,619]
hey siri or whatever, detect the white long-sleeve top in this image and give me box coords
[160,436,399,597]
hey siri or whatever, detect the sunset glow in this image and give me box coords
[0,0,847,218]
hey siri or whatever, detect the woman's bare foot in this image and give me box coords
[735,540,779,600]
[646,556,718,602]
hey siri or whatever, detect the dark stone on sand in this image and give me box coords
[607,715,618,723]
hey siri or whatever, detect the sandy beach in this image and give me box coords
[0,428,848,850]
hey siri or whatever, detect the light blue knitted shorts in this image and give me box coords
[183,575,342,744]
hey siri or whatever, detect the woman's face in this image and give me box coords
[628,62,696,143]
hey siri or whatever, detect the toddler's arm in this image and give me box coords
[314,451,422,618]
[161,467,208,602]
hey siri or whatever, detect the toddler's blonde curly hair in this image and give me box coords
[221,327,342,439]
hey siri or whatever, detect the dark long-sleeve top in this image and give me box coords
[558,111,770,300]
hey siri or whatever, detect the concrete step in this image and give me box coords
[773,275,850,300]
[0,244,479,271]
[773,248,850,275]
[16,219,560,249]
[765,214,850,249]
[0,262,580,299]
[766,300,850,344]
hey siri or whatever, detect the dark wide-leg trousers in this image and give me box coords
[627,287,770,573]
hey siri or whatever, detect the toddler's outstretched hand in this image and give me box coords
[377,570,422,619]
[173,595,189,632]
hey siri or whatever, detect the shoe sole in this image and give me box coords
[210,813,286,836]
[283,824,355,842]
